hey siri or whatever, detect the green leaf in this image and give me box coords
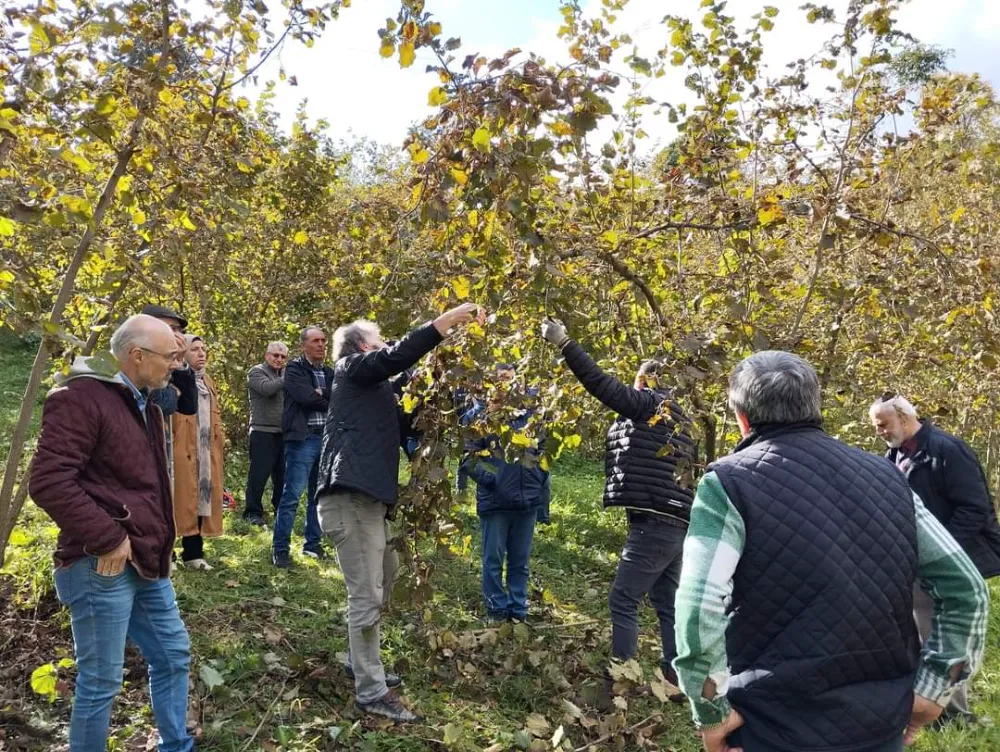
[29,23,52,55]
[472,127,492,152]
[0,218,15,236]
[199,664,225,691]
[443,723,463,745]
[94,93,117,116]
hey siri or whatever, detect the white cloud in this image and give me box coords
[248,0,1000,148]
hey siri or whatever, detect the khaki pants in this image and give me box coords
[913,585,969,714]
[317,492,399,704]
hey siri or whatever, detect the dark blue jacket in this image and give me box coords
[461,404,551,518]
[463,436,551,517]
[282,355,334,442]
[887,420,1000,578]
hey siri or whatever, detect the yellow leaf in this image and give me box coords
[132,209,146,225]
[472,127,491,152]
[180,214,197,231]
[342,0,350,6]
[451,276,471,299]
[379,39,394,58]
[293,230,309,245]
[428,21,442,36]
[450,168,468,185]
[428,86,448,106]
[30,664,58,700]
[0,218,14,236]
[399,42,416,68]
[401,394,419,414]
[951,206,966,223]
[158,88,175,106]
[510,432,533,448]
[757,203,783,227]
[410,146,430,164]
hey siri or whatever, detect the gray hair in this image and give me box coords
[110,314,169,360]
[266,341,288,354]
[299,326,324,344]
[332,320,380,362]
[869,394,918,420]
[728,350,822,427]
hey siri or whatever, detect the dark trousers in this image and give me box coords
[244,431,284,521]
[181,517,204,562]
[609,513,686,670]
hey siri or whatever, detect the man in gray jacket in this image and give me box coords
[243,342,288,526]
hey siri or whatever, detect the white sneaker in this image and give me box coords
[184,558,214,571]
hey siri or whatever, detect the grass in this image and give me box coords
[1,336,1000,750]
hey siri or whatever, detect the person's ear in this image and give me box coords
[736,411,752,438]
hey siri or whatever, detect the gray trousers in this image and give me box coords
[318,492,399,704]
[913,584,969,714]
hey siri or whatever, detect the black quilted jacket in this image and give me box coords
[713,423,919,752]
[560,340,695,523]
[316,323,443,505]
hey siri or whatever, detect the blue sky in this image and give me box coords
[250,0,1000,148]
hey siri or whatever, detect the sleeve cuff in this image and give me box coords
[914,666,963,706]
[691,695,733,729]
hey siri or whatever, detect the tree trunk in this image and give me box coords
[0,0,172,565]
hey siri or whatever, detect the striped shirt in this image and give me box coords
[673,471,990,728]
[307,361,327,432]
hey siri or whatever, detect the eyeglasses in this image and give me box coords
[268,353,288,360]
[139,347,182,362]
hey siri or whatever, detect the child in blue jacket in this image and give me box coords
[461,396,550,623]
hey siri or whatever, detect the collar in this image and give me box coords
[117,371,148,413]
[734,420,825,452]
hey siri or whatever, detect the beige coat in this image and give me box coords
[172,372,225,538]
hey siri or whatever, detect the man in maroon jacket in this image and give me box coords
[29,314,195,752]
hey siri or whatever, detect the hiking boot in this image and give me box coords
[272,551,293,569]
[302,546,331,561]
[344,664,402,688]
[356,689,422,723]
[246,516,267,528]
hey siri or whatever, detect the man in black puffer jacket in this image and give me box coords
[870,393,1000,722]
[316,302,485,724]
[541,318,695,698]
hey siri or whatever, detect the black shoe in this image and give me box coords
[247,516,267,528]
[344,664,402,688]
[272,551,293,568]
[302,547,330,561]
[356,690,421,723]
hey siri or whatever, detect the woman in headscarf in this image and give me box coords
[172,335,225,570]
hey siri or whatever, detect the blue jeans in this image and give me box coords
[272,434,323,555]
[480,510,536,619]
[53,558,193,752]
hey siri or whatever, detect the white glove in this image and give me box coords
[541,318,569,347]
